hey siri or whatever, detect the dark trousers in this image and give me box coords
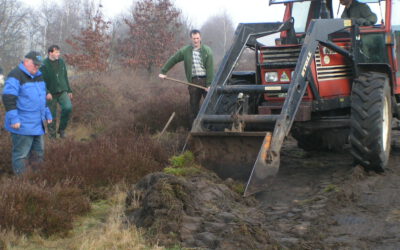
[11,133,44,175]
[189,77,207,125]
[47,91,72,137]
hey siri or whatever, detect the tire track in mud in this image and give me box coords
[256,131,400,249]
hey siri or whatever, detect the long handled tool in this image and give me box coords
[157,112,175,140]
[164,76,208,91]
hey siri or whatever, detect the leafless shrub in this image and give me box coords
[30,128,168,200]
[0,178,90,235]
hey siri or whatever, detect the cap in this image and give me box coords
[25,51,43,66]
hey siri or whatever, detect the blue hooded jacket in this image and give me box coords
[2,62,52,135]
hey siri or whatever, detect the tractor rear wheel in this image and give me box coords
[350,72,392,172]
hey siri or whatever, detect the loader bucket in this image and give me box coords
[189,131,280,196]
[189,132,265,180]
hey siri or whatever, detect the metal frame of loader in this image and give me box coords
[190,0,400,196]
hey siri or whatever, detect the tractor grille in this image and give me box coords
[315,47,352,81]
[260,46,301,64]
[260,45,352,80]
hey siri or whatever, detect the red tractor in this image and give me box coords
[190,0,400,196]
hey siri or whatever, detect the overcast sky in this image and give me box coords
[23,0,285,28]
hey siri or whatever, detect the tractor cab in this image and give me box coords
[272,0,399,73]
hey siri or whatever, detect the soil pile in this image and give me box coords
[125,171,278,249]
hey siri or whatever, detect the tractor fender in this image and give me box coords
[358,63,393,87]
[357,63,400,117]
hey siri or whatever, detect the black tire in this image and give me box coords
[207,79,258,131]
[350,72,392,172]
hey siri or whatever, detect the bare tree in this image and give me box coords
[0,0,31,72]
[108,14,130,69]
[37,1,63,51]
[35,0,86,54]
[201,11,235,65]
[26,9,45,52]
[120,0,184,73]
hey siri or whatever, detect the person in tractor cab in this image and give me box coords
[340,0,377,26]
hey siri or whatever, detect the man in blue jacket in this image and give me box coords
[2,51,53,175]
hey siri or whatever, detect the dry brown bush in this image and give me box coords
[69,74,116,126]
[132,86,191,132]
[112,69,191,132]
[0,131,12,175]
[0,178,90,235]
[29,128,169,200]
[69,69,190,132]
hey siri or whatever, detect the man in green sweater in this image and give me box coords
[40,45,73,139]
[159,29,214,126]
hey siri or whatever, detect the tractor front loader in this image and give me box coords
[189,0,400,196]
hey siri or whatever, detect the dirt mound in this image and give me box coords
[125,171,278,249]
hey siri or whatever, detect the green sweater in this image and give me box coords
[161,44,214,86]
[40,58,72,94]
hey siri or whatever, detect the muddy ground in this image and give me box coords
[128,130,400,249]
[258,129,400,249]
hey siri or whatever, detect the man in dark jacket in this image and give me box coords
[159,29,214,126]
[340,0,377,26]
[40,45,72,139]
[2,51,53,174]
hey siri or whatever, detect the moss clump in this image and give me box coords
[231,182,245,194]
[169,151,195,168]
[163,151,201,176]
[323,184,340,193]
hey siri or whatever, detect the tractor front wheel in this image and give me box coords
[350,72,392,172]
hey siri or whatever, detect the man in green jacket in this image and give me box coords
[159,29,214,125]
[340,0,377,26]
[40,45,73,139]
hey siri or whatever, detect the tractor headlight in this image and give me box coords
[265,72,278,82]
